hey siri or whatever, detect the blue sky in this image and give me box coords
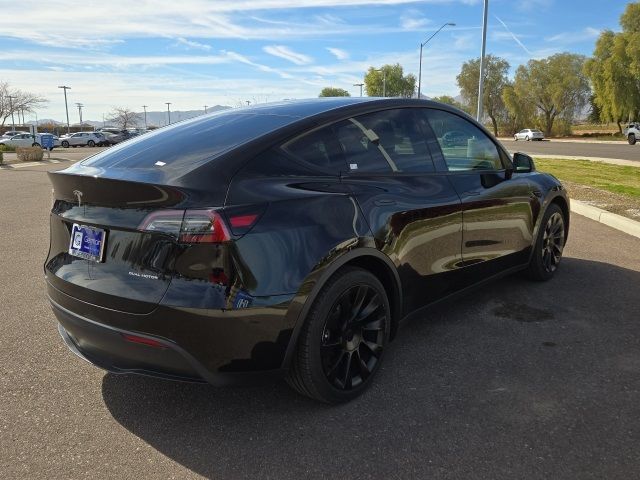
[0,0,629,123]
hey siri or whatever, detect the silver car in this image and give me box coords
[59,132,104,148]
[0,133,61,149]
[514,128,544,141]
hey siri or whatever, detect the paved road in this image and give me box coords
[2,162,640,479]
[501,139,640,161]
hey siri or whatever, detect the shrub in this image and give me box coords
[0,144,16,152]
[16,147,44,162]
[0,150,3,164]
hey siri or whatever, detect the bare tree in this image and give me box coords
[108,107,140,129]
[0,81,48,126]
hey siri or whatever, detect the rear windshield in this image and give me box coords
[81,111,299,174]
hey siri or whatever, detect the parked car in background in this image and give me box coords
[46,98,570,403]
[624,122,640,145]
[514,129,544,141]
[1,130,30,139]
[59,132,104,148]
[0,133,61,149]
[96,127,134,144]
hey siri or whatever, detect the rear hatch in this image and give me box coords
[46,173,194,314]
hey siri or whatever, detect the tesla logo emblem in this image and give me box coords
[73,190,83,207]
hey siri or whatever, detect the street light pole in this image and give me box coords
[374,69,387,97]
[58,86,71,134]
[203,105,208,114]
[7,95,16,131]
[142,105,148,129]
[353,83,364,97]
[165,102,171,125]
[477,0,489,122]
[75,103,84,131]
[418,22,455,99]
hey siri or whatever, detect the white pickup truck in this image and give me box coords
[625,122,640,145]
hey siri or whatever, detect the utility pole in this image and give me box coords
[75,103,84,131]
[165,102,171,125]
[7,95,16,131]
[418,22,455,99]
[58,86,71,134]
[246,100,250,106]
[477,0,489,122]
[203,105,208,114]
[353,83,364,97]
[142,105,148,129]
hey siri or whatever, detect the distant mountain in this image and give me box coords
[27,105,232,128]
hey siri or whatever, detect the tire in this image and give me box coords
[525,136,530,141]
[287,267,391,403]
[62,141,69,148]
[32,143,40,148]
[629,134,636,145]
[524,203,566,281]
[514,135,518,141]
[87,140,95,147]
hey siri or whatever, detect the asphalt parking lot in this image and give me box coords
[1,161,640,479]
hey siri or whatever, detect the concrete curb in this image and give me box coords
[571,199,640,239]
[498,137,625,145]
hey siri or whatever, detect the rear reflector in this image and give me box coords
[122,334,167,349]
[229,214,258,228]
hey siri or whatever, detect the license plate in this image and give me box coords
[68,223,106,262]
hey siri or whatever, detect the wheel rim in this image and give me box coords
[541,212,564,273]
[320,284,386,391]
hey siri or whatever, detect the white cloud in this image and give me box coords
[326,47,349,60]
[173,37,212,51]
[263,45,313,65]
[545,27,600,44]
[400,15,432,30]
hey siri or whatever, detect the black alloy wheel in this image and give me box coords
[629,134,636,145]
[61,140,69,148]
[88,140,95,147]
[287,267,390,403]
[525,203,565,281]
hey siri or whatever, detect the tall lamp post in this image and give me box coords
[476,0,489,121]
[418,22,455,99]
[203,105,208,114]
[58,86,71,134]
[165,102,172,125]
[7,95,16,131]
[353,83,364,97]
[142,105,148,129]
[75,103,84,131]
[374,69,387,97]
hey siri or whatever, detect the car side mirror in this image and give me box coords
[513,152,535,173]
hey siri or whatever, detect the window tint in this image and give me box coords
[281,124,346,173]
[82,112,299,173]
[424,109,503,171]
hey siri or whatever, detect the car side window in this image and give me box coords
[349,108,435,173]
[281,124,346,173]
[424,109,503,171]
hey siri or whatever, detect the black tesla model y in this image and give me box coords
[46,98,569,403]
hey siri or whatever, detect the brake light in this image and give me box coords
[229,214,258,228]
[179,209,230,243]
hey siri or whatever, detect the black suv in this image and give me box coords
[46,98,569,403]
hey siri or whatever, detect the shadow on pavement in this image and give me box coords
[102,257,640,479]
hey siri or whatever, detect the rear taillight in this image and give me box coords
[179,209,230,243]
[138,208,234,243]
[122,333,167,349]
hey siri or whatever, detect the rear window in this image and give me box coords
[81,111,299,174]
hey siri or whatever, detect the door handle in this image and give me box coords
[374,199,397,206]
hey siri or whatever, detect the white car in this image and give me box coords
[59,132,104,148]
[514,128,544,141]
[0,133,61,149]
[1,130,30,139]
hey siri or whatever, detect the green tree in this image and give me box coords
[318,87,351,97]
[364,64,416,98]
[431,95,465,111]
[502,83,536,134]
[510,53,589,136]
[456,55,510,136]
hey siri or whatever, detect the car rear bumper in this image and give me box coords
[47,281,293,385]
